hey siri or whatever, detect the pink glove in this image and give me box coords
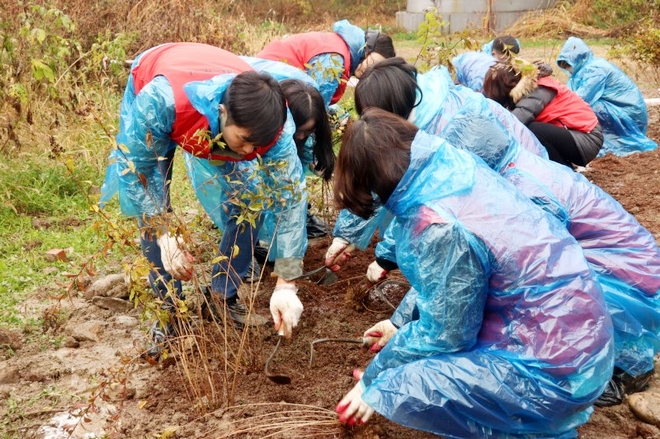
[157,233,195,281]
[324,237,357,271]
[363,319,397,353]
[336,381,374,426]
[269,284,303,338]
[365,261,389,283]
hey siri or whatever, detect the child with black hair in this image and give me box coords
[183,59,336,276]
[100,43,308,357]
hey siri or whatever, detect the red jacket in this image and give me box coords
[257,32,352,104]
[536,76,598,133]
[131,43,253,159]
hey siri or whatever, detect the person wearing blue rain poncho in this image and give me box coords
[451,36,519,93]
[556,37,657,156]
[325,57,547,273]
[332,108,614,438]
[99,43,308,351]
[330,57,660,407]
[257,20,396,106]
[184,57,334,274]
[481,35,521,61]
[452,50,497,92]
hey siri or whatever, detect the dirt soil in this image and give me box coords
[2,109,660,439]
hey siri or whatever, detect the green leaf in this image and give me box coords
[31,59,55,82]
[33,28,46,43]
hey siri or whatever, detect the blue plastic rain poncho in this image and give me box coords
[453,51,497,92]
[332,66,547,250]
[358,130,614,438]
[303,19,366,105]
[239,56,320,169]
[184,76,307,262]
[184,57,321,259]
[378,89,660,377]
[100,58,308,263]
[557,37,657,156]
[257,20,366,106]
[502,148,660,376]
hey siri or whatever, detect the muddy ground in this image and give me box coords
[1,108,660,439]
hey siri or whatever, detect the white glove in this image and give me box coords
[324,237,356,271]
[269,284,303,338]
[336,381,374,425]
[366,261,389,284]
[157,233,195,281]
[363,319,397,353]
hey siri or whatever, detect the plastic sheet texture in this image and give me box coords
[101,62,308,261]
[452,51,497,93]
[557,37,657,156]
[183,113,308,262]
[359,131,614,438]
[334,67,546,251]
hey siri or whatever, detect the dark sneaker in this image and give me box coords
[202,290,268,329]
[242,259,262,283]
[594,368,655,407]
[306,212,329,239]
[226,297,268,327]
[254,245,274,267]
[142,320,175,363]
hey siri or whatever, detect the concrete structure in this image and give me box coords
[396,0,558,33]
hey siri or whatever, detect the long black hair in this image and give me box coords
[281,79,335,181]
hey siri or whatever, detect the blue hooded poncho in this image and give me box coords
[295,19,366,106]
[333,66,547,250]
[183,57,321,260]
[557,37,657,156]
[100,60,308,263]
[376,88,660,377]
[357,130,614,438]
[452,51,498,92]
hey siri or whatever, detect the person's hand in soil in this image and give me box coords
[157,233,195,280]
[363,319,397,352]
[336,377,375,426]
[324,237,357,271]
[366,261,389,283]
[269,280,303,338]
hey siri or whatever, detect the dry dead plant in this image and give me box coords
[506,1,611,39]
[196,402,343,438]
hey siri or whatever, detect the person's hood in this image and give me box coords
[452,51,497,92]
[386,130,475,216]
[557,37,594,76]
[333,19,366,76]
[414,67,451,128]
[510,71,538,104]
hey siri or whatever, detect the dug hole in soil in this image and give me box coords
[1,107,660,439]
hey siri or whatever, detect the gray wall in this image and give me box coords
[396,0,558,33]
